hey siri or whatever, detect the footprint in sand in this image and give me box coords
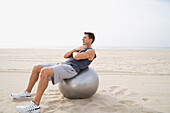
[126,91,138,96]
[110,86,120,91]
[115,88,128,96]
[112,104,128,111]
[99,86,120,94]
[142,98,150,102]
[99,89,107,94]
[119,100,136,106]
[108,86,120,93]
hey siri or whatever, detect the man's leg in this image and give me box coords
[33,67,54,105]
[11,64,44,99]
[26,65,43,93]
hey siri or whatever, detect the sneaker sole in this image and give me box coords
[11,95,31,99]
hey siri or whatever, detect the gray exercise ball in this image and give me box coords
[58,67,99,99]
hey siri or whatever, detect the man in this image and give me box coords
[11,32,96,113]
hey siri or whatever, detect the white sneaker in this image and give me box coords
[16,101,40,113]
[11,91,31,99]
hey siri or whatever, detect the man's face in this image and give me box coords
[82,34,92,45]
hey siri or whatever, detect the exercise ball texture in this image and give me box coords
[58,67,99,99]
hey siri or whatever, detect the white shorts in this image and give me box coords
[42,63,78,85]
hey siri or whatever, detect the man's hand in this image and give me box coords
[64,46,85,59]
[75,45,87,51]
[73,49,95,61]
[64,49,76,58]
[64,45,90,59]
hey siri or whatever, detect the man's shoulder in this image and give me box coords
[87,48,95,53]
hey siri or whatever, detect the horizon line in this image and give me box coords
[0,46,170,50]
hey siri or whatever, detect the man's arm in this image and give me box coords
[64,46,84,58]
[64,49,77,58]
[73,49,95,60]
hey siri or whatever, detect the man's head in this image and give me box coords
[83,32,95,46]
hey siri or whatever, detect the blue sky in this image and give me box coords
[0,0,170,48]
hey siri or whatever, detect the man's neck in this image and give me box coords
[83,44,91,49]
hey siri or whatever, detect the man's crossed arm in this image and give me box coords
[64,46,95,61]
[73,49,95,60]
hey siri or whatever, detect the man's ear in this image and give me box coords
[90,38,92,44]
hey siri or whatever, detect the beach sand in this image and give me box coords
[0,49,170,113]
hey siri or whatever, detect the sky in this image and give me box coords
[0,0,170,49]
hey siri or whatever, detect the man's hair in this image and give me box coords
[84,32,95,44]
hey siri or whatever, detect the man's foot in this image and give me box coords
[11,91,31,99]
[16,101,40,113]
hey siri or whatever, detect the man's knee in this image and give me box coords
[40,67,54,78]
[32,65,43,73]
[40,68,49,78]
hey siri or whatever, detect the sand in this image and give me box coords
[0,49,170,113]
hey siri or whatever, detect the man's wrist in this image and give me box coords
[73,49,77,52]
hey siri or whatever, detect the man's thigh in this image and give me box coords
[41,67,54,77]
[52,64,77,79]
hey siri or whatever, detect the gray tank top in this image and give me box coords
[64,48,96,73]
